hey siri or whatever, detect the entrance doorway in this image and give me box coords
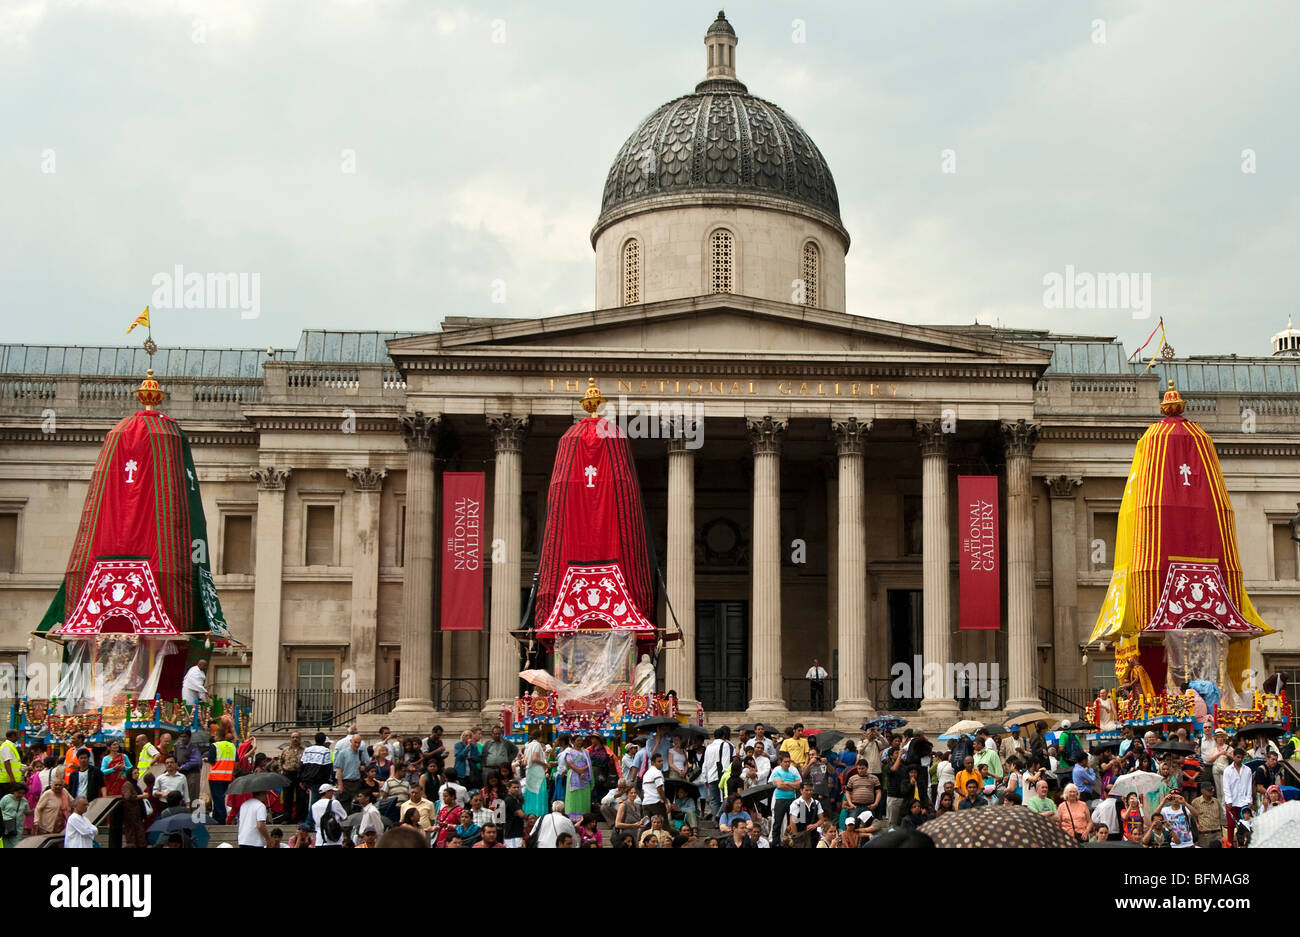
[886,590,923,710]
[695,600,749,711]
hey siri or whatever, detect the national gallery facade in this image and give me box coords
[2,14,1298,729]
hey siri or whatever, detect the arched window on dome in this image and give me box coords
[622,238,641,306]
[710,229,734,295]
[800,241,819,307]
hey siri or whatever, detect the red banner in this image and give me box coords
[440,472,485,630]
[958,475,1000,630]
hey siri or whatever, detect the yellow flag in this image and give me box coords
[1142,322,1167,373]
[124,306,150,336]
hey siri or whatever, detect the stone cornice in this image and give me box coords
[250,416,399,434]
[0,427,257,446]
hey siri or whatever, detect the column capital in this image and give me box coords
[487,413,529,453]
[346,467,387,492]
[251,466,290,491]
[1001,419,1040,459]
[746,416,787,455]
[915,418,950,457]
[1044,474,1082,499]
[831,417,872,457]
[400,412,441,452]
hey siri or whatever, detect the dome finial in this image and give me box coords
[1160,379,1185,417]
[704,10,738,84]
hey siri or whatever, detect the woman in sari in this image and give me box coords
[100,739,133,797]
[523,729,549,818]
[434,787,462,848]
[118,770,148,847]
[562,736,592,816]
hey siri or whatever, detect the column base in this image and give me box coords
[745,699,790,721]
[1004,696,1045,714]
[390,697,436,715]
[917,698,961,724]
[832,699,877,722]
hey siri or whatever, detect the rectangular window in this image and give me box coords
[305,504,335,566]
[1092,511,1118,570]
[222,515,253,574]
[212,665,250,700]
[0,513,15,572]
[1091,658,1119,693]
[1273,524,1297,580]
[296,658,336,724]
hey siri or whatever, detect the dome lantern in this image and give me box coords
[702,11,741,89]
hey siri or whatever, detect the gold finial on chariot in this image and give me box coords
[580,377,606,415]
[1159,379,1185,417]
[134,368,167,410]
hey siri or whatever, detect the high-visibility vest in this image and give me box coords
[137,742,161,776]
[0,740,21,783]
[210,741,236,782]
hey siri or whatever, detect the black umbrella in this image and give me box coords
[909,739,934,760]
[673,724,708,741]
[980,724,1009,736]
[635,716,680,731]
[664,778,700,801]
[810,730,846,752]
[226,772,290,796]
[1065,720,1098,732]
[1151,741,1196,755]
[738,724,757,733]
[1232,722,1287,740]
[738,782,775,807]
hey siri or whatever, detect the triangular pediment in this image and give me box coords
[388,295,1051,369]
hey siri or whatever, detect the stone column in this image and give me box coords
[345,467,386,691]
[916,420,958,720]
[1003,420,1042,712]
[392,412,439,714]
[486,414,529,712]
[1045,475,1083,690]
[746,416,786,715]
[663,425,697,707]
[832,418,875,718]
[250,467,289,692]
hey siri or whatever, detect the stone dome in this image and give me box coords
[593,12,844,245]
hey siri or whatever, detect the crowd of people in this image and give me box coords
[0,714,1294,849]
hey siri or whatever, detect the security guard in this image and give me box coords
[206,728,237,824]
[0,729,24,788]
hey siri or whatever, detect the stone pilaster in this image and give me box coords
[486,414,529,712]
[1003,420,1041,711]
[746,416,786,715]
[663,425,697,708]
[392,413,439,714]
[1045,474,1082,690]
[250,467,289,691]
[831,418,875,718]
[345,467,386,691]
[915,420,958,720]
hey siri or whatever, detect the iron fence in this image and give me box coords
[782,676,838,712]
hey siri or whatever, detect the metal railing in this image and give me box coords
[868,677,922,712]
[432,677,487,712]
[696,676,750,713]
[243,687,399,733]
[1039,685,1092,713]
[782,676,838,712]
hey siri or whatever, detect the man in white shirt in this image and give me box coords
[311,783,347,847]
[181,660,209,705]
[746,723,777,760]
[1223,747,1253,843]
[237,791,270,847]
[752,749,772,784]
[805,660,829,712]
[63,797,97,848]
[354,789,385,841]
[640,752,667,822]
[438,777,468,807]
[700,727,734,820]
[534,801,577,848]
[155,755,189,801]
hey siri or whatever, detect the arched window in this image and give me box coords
[801,241,819,307]
[622,238,641,306]
[710,229,734,294]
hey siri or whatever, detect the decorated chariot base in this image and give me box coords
[502,689,687,743]
[1084,688,1290,741]
[11,693,247,746]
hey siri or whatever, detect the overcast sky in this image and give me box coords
[2,0,1296,357]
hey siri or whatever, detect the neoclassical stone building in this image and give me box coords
[3,13,1299,729]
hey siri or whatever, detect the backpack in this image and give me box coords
[319,803,343,843]
[1063,732,1084,764]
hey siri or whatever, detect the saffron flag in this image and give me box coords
[440,472,484,630]
[124,306,150,335]
[958,475,1001,630]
